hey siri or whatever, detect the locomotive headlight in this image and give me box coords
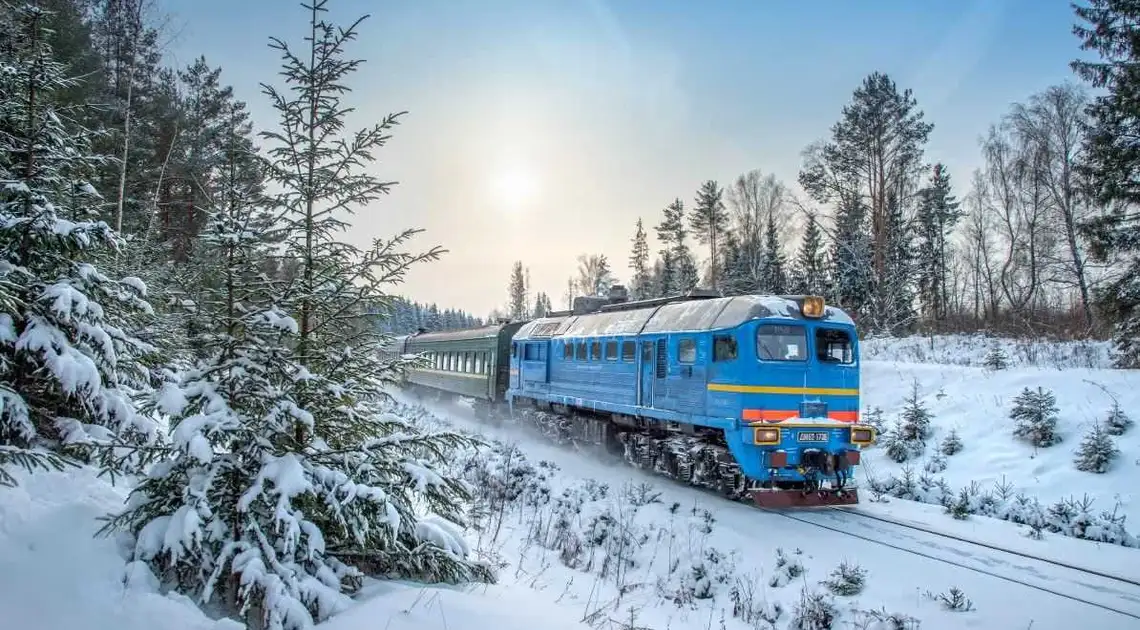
[801,295,825,318]
[850,426,875,445]
[753,427,781,445]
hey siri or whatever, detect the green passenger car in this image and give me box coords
[387,322,524,402]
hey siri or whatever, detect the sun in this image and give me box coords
[491,167,539,209]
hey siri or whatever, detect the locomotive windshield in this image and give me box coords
[815,327,855,364]
[756,324,807,361]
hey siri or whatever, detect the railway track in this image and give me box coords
[413,392,1140,621]
[760,506,1140,621]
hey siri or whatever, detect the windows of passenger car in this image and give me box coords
[756,324,807,361]
[621,340,636,361]
[713,335,737,361]
[563,342,572,360]
[590,341,601,360]
[816,327,855,364]
[678,338,697,363]
[604,340,618,360]
[576,342,586,360]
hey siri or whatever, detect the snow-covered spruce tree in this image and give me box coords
[239,0,486,620]
[940,428,963,456]
[106,106,321,626]
[0,3,159,485]
[1010,387,1061,448]
[1104,400,1133,436]
[982,342,1009,370]
[897,379,933,442]
[1073,423,1119,473]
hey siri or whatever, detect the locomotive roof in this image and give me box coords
[513,294,854,340]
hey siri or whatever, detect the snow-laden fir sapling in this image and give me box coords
[1073,422,1119,473]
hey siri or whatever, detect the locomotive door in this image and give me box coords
[638,341,655,408]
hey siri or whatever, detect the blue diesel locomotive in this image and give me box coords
[384,287,874,507]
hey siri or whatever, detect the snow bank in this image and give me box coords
[861,334,1111,370]
[0,466,239,630]
[860,352,1140,529]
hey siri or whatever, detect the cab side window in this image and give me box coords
[713,335,737,361]
[678,338,697,363]
[816,327,855,364]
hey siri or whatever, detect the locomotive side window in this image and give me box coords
[590,341,601,360]
[713,335,737,361]
[604,340,618,360]
[563,342,572,360]
[621,340,636,361]
[576,342,586,360]
[815,327,854,364]
[756,324,807,361]
[524,343,546,361]
[678,338,697,363]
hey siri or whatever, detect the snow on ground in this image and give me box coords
[858,336,1140,531]
[0,466,240,630]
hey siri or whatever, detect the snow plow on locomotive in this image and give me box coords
[381,288,875,508]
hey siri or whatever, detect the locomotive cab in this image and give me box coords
[706,295,874,507]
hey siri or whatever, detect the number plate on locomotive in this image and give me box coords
[797,431,829,442]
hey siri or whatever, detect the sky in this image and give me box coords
[159,0,1086,318]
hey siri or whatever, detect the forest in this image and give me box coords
[1,0,1139,629]
[505,1,1140,370]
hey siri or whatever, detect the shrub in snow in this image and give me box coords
[880,423,924,463]
[1010,386,1061,448]
[874,472,1139,547]
[768,547,805,587]
[462,442,555,509]
[869,465,953,507]
[851,608,921,630]
[821,560,866,596]
[944,488,972,520]
[790,587,839,630]
[939,428,963,456]
[0,5,160,486]
[1073,423,1119,473]
[730,573,784,626]
[982,343,1009,370]
[932,586,974,612]
[1104,401,1133,436]
[923,453,947,473]
[1043,495,1137,546]
[623,481,663,507]
[669,546,734,604]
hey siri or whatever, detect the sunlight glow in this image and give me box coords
[491,167,540,210]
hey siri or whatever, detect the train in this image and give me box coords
[380,286,875,507]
